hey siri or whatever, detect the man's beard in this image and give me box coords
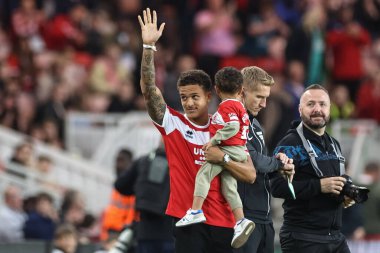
[301,113,330,130]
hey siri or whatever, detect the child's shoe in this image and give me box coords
[175,209,206,227]
[231,218,255,248]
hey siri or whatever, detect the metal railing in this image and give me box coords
[66,112,161,169]
[0,126,113,215]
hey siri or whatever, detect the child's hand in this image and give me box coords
[202,142,213,151]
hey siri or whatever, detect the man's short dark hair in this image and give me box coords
[36,192,54,204]
[303,84,329,95]
[215,67,243,94]
[118,149,133,160]
[177,70,212,92]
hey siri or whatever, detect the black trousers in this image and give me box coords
[172,219,234,253]
[233,223,274,253]
[280,232,351,253]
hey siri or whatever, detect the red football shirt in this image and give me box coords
[154,106,235,228]
[209,99,249,146]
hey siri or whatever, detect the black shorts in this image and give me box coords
[172,218,234,253]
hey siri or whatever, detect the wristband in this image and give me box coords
[143,44,157,51]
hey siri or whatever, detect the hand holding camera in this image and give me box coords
[320,175,370,204]
[320,176,347,195]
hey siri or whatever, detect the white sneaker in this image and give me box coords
[231,218,255,248]
[176,209,206,227]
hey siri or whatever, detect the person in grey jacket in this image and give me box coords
[237,66,294,253]
[205,66,294,253]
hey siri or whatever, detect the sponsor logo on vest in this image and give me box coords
[185,130,194,139]
[194,148,206,165]
[194,147,205,156]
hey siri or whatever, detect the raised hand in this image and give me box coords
[138,8,165,45]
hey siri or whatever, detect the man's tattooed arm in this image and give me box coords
[140,49,166,125]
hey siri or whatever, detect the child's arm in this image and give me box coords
[210,122,240,146]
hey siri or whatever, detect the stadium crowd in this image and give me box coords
[0,0,380,252]
[0,0,380,150]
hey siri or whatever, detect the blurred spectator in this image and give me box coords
[35,154,54,174]
[33,51,57,104]
[274,0,305,28]
[283,60,305,120]
[77,213,98,244]
[163,54,197,112]
[87,9,117,55]
[356,67,380,123]
[0,92,19,129]
[16,92,37,133]
[60,189,86,229]
[41,118,63,148]
[330,84,355,121]
[239,1,289,57]
[89,43,130,95]
[10,139,36,168]
[107,79,137,113]
[23,195,37,214]
[29,123,47,142]
[194,0,239,77]
[259,73,294,153]
[362,161,380,240]
[35,154,65,193]
[81,90,110,113]
[57,49,89,95]
[286,4,327,85]
[100,148,136,242]
[116,17,141,64]
[42,3,89,51]
[326,4,371,101]
[157,4,182,54]
[36,83,68,142]
[356,161,380,241]
[0,26,12,70]
[341,198,365,241]
[11,0,45,53]
[52,223,78,253]
[0,185,26,243]
[114,148,133,177]
[117,0,141,20]
[59,189,94,244]
[354,0,380,39]
[23,192,58,240]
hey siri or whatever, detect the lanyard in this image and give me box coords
[296,123,345,177]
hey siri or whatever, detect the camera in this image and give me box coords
[341,175,370,204]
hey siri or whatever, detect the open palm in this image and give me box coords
[138,8,165,45]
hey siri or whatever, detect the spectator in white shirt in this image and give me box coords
[0,185,26,243]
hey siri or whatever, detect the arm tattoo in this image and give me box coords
[140,49,166,124]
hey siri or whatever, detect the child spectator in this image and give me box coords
[52,223,78,253]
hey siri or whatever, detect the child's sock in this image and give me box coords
[235,218,245,225]
[190,209,203,214]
